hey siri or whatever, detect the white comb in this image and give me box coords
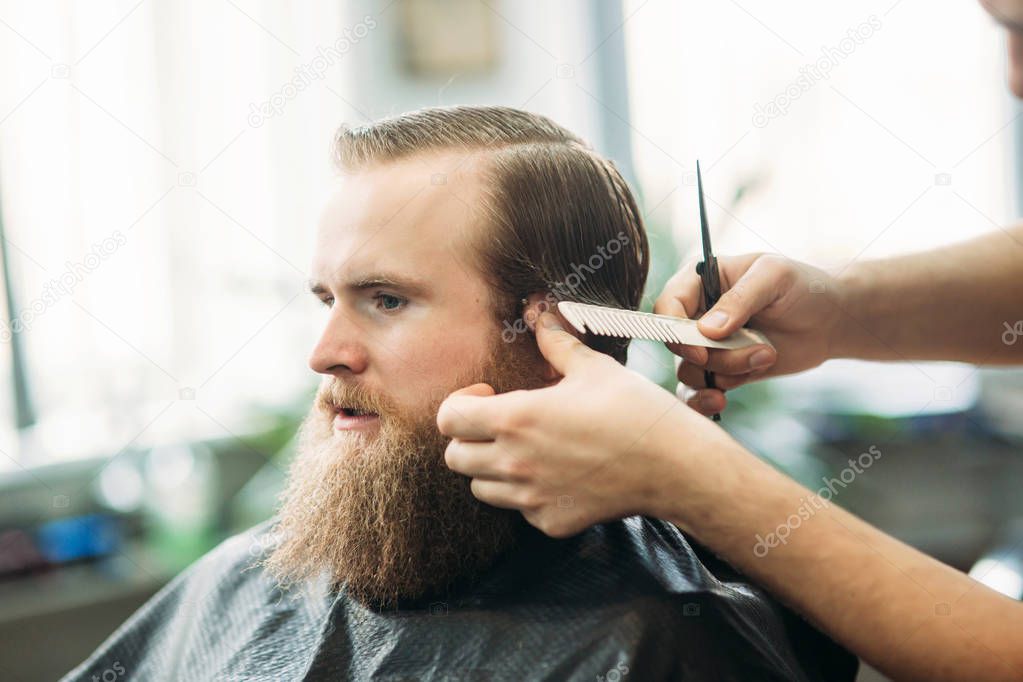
[557,301,772,350]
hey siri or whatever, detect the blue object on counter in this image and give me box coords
[35,513,122,563]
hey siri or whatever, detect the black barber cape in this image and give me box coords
[62,517,857,681]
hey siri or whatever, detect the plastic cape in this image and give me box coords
[62,517,857,681]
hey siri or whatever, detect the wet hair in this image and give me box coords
[332,105,649,364]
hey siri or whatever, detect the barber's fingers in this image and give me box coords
[437,383,500,440]
[684,389,727,416]
[446,383,496,400]
[676,360,762,391]
[445,439,532,481]
[654,259,703,318]
[698,255,792,340]
[469,478,537,511]
[685,343,777,376]
[654,261,708,365]
[535,311,613,375]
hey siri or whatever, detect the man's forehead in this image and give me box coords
[311,151,491,290]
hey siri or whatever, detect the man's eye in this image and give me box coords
[374,293,407,312]
[319,297,334,308]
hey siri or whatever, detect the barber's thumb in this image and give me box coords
[446,383,495,399]
[698,300,747,339]
[536,311,591,373]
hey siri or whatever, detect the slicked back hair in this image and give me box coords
[332,106,649,364]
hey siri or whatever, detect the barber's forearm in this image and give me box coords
[832,226,1023,364]
[659,435,1023,680]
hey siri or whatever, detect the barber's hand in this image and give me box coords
[654,253,844,416]
[438,312,729,538]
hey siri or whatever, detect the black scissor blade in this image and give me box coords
[696,160,714,266]
[695,160,720,305]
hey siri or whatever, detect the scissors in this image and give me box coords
[694,160,723,422]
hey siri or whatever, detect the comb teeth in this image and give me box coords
[560,302,682,343]
[557,301,705,346]
[642,316,673,343]
[620,313,640,337]
[554,301,772,351]
[599,309,624,336]
[633,317,651,339]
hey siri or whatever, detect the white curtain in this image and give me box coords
[0,0,363,465]
[623,0,1015,266]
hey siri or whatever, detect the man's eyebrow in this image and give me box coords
[307,273,430,295]
[308,280,329,296]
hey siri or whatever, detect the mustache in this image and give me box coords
[314,379,391,416]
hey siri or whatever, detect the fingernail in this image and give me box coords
[540,312,563,331]
[703,311,728,329]
[750,348,773,369]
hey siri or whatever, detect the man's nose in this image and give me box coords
[308,313,369,375]
[1009,32,1023,99]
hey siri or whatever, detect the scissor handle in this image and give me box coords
[695,258,723,422]
[696,258,721,310]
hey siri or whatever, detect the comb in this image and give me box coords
[557,301,771,351]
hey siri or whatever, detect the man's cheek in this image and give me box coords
[380,384,441,424]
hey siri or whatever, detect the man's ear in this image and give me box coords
[521,292,583,383]
[522,292,578,337]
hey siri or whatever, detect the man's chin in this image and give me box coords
[265,404,527,607]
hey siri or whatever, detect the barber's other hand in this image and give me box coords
[438,312,728,538]
[654,254,844,416]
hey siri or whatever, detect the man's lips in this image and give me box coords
[333,406,380,431]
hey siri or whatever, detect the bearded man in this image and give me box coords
[63,106,856,681]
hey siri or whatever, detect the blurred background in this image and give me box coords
[0,1,1020,679]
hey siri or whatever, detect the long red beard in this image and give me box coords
[264,333,548,608]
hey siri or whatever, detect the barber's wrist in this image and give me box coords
[829,260,875,360]
[646,415,748,528]
[653,426,808,559]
